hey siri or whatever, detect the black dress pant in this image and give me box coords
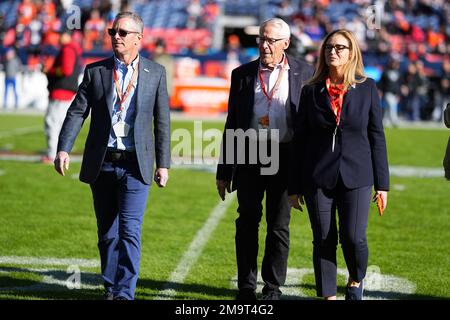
[234,145,291,295]
[304,176,372,297]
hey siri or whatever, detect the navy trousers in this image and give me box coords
[234,145,291,296]
[90,157,149,300]
[304,176,372,297]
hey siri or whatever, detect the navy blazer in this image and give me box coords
[288,78,389,195]
[57,55,171,185]
[216,55,315,185]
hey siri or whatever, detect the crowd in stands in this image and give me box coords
[276,0,449,123]
[0,0,448,122]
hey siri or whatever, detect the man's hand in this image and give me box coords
[154,168,169,187]
[216,179,231,201]
[54,151,70,176]
[289,194,304,212]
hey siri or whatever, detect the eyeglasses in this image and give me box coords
[256,37,286,45]
[324,44,350,53]
[108,28,140,37]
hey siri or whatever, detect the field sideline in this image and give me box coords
[0,113,449,300]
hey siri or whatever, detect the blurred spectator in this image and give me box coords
[28,18,43,51]
[0,0,446,124]
[152,38,175,97]
[43,30,82,164]
[277,0,296,22]
[17,0,37,28]
[187,0,204,29]
[303,18,325,42]
[83,9,106,51]
[38,0,56,24]
[400,61,429,121]
[431,59,450,121]
[41,15,62,48]
[224,34,242,79]
[290,17,314,56]
[203,0,220,30]
[2,48,22,110]
[345,17,366,51]
[379,58,401,127]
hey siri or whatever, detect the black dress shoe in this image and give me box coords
[103,291,114,300]
[113,296,128,300]
[345,281,364,300]
[261,292,280,300]
[235,289,257,300]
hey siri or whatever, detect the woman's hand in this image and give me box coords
[289,194,305,212]
[373,190,388,211]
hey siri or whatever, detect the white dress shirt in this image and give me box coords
[252,55,292,143]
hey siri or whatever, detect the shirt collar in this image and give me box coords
[114,54,139,71]
[259,54,290,72]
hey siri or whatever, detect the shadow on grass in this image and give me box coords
[0,267,447,300]
[0,266,103,300]
[137,278,236,300]
[291,283,448,300]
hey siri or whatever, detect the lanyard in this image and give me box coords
[325,78,347,152]
[258,57,288,104]
[113,62,139,118]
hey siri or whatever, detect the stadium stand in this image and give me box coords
[0,0,448,120]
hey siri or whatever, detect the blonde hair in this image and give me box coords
[308,29,366,89]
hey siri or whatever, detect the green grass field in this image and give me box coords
[0,114,449,300]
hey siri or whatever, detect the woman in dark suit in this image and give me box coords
[288,29,389,300]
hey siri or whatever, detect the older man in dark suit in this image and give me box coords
[54,12,170,300]
[216,18,314,300]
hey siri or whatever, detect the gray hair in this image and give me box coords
[260,18,291,39]
[114,12,144,33]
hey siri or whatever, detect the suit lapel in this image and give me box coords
[100,56,115,118]
[341,83,356,118]
[316,81,357,124]
[316,81,333,112]
[244,60,258,125]
[314,81,337,123]
[288,57,301,112]
[136,56,149,114]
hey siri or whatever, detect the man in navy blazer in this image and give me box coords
[54,12,170,300]
[216,18,314,300]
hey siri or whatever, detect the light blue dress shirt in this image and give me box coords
[107,55,139,151]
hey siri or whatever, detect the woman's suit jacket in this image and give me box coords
[288,78,389,195]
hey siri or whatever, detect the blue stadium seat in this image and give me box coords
[140,2,157,28]
[1,0,20,29]
[73,0,94,9]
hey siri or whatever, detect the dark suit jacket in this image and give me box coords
[288,78,390,195]
[216,55,314,187]
[57,55,171,185]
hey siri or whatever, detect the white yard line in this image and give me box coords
[0,256,99,268]
[0,153,446,179]
[0,154,83,162]
[155,193,236,300]
[389,166,444,178]
[0,126,42,139]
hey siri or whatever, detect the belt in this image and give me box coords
[104,150,137,162]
